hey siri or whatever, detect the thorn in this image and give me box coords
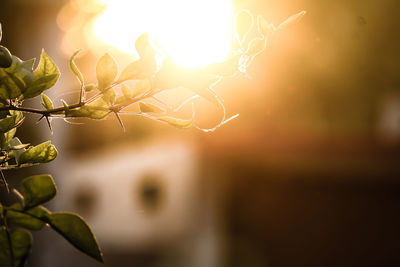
[114,112,126,132]
[0,170,10,193]
[36,115,45,124]
[45,116,53,135]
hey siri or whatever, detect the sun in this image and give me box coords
[92,0,233,67]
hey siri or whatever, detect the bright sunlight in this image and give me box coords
[92,0,233,67]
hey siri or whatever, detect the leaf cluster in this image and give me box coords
[0,10,305,266]
[0,175,103,266]
[234,10,306,73]
[0,11,306,133]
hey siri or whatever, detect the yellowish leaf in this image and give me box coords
[257,15,276,37]
[96,53,118,90]
[246,38,267,56]
[158,116,193,129]
[133,79,151,97]
[69,50,84,85]
[277,11,307,30]
[139,102,165,113]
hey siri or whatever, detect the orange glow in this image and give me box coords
[91,0,233,67]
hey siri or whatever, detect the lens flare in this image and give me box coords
[92,0,233,67]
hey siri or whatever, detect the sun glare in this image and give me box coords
[92,0,233,67]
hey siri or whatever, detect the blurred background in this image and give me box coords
[1,0,400,266]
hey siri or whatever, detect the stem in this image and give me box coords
[111,90,157,113]
[0,170,9,193]
[0,102,85,116]
[3,210,15,266]
[79,84,84,104]
[0,163,39,171]
[85,82,119,104]
[0,81,154,118]
[0,82,123,117]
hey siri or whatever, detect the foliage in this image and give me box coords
[0,10,304,266]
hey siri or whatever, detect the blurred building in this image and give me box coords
[1,0,400,266]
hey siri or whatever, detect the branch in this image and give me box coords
[0,170,9,193]
[0,102,85,116]
[0,163,39,171]
[0,81,123,117]
[110,90,157,113]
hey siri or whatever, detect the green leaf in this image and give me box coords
[22,74,58,99]
[0,227,32,267]
[22,50,60,99]
[46,212,103,262]
[34,50,59,79]
[118,60,144,82]
[0,226,12,267]
[68,98,110,120]
[119,55,156,83]
[96,53,118,90]
[158,116,194,129]
[6,203,49,231]
[0,45,12,68]
[26,206,49,219]
[0,112,22,149]
[0,111,24,134]
[133,79,151,97]
[6,210,45,230]
[121,84,132,98]
[70,50,84,85]
[9,143,29,150]
[9,110,23,124]
[84,83,96,92]
[139,102,164,113]
[0,115,18,133]
[22,58,35,71]
[20,174,57,209]
[102,88,116,105]
[18,141,58,164]
[115,96,128,105]
[9,137,26,163]
[11,229,32,267]
[41,93,54,110]
[0,128,16,149]
[0,56,34,100]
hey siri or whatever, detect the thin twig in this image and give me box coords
[114,112,125,132]
[45,116,53,134]
[0,170,9,193]
[0,163,39,171]
[3,216,14,266]
[111,91,156,113]
[79,83,85,104]
[0,102,84,116]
